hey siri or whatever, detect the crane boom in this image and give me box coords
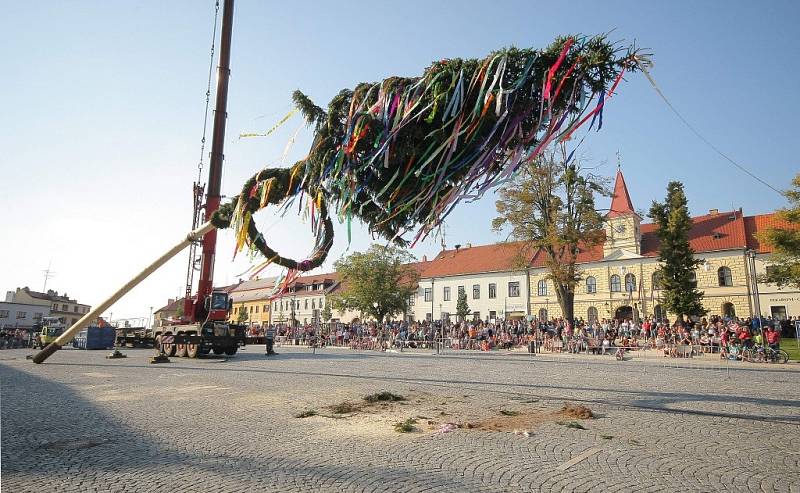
[186,0,235,322]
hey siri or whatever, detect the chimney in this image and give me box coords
[454,244,461,253]
[708,208,718,215]
[5,291,13,302]
[422,255,427,262]
[466,243,472,248]
[168,298,175,306]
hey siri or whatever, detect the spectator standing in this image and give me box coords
[265,325,277,356]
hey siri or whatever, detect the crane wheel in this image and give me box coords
[186,343,200,358]
[212,347,224,355]
[161,334,177,357]
[175,343,188,358]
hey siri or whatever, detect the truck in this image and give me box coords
[34,316,65,349]
[155,291,245,357]
[153,0,245,358]
[115,326,155,348]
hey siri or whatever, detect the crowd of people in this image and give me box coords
[244,313,793,361]
[0,329,34,349]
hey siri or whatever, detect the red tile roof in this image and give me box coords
[529,242,605,268]
[423,210,791,277]
[155,297,184,314]
[744,213,798,253]
[608,169,636,218]
[420,242,535,278]
[641,209,748,256]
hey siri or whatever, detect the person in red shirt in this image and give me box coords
[766,327,781,350]
[738,327,752,348]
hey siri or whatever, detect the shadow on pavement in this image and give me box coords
[43,353,800,426]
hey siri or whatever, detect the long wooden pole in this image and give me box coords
[32,221,216,364]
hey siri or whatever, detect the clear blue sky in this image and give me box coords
[2,1,798,321]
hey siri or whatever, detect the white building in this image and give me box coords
[412,243,532,323]
[8,287,90,327]
[0,301,50,329]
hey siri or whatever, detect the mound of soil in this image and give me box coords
[560,403,593,419]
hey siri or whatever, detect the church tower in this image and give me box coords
[603,168,641,257]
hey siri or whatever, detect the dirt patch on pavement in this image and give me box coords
[561,403,593,419]
[309,392,593,436]
[470,403,594,433]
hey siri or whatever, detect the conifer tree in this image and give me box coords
[456,290,471,322]
[649,182,706,321]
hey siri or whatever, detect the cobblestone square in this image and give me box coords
[2,347,799,492]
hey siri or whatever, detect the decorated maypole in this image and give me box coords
[33,7,646,363]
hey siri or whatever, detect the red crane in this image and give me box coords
[184,0,234,324]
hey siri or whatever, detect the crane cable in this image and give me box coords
[196,0,220,185]
[637,61,784,196]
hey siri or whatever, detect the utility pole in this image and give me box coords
[42,260,55,292]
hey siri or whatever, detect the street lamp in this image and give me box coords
[747,249,765,349]
[430,278,435,324]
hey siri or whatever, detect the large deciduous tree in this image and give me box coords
[649,181,706,321]
[492,146,607,325]
[330,245,419,323]
[758,174,800,288]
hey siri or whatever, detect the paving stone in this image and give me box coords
[1,347,798,492]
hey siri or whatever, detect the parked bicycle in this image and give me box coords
[742,346,788,364]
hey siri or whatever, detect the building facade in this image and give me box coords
[154,171,796,327]
[153,298,183,328]
[271,273,339,326]
[412,244,532,323]
[529,169,800,322]
[8,287,90,327]
[0,301,51,329]
[229,278,275,327]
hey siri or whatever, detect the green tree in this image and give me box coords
[456,289,471,322]
[758,174,800,288]
[330,244,419,323]
[236,305,249,324]
[649,181,706,321]
[493,147,607,325]
[321,303,332,323]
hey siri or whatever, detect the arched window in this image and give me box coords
[625,273,636,292]
[718,266,733,287]
[537,280,548,296]
[654,304,665,321]
[610,274,621,292]
[652,271,663,290]
[722,302,736,317]
[689,271,698,288]
[586,276,597,294]
[538,308,548,321]
[587,306,598,322]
